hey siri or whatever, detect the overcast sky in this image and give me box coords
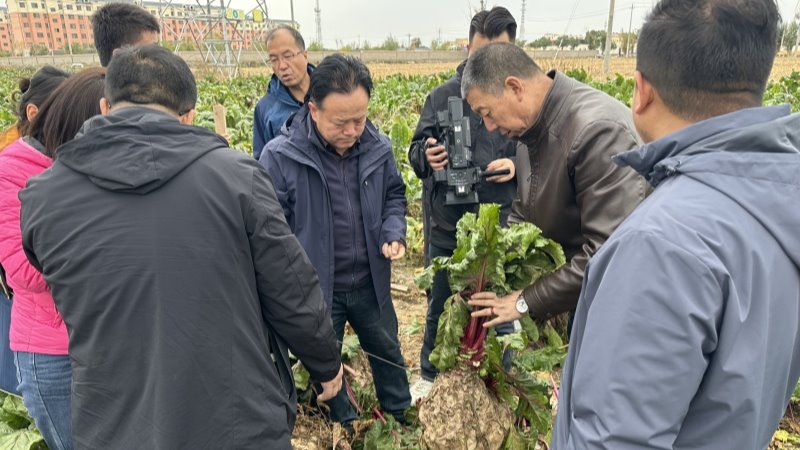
[230,0,800,49]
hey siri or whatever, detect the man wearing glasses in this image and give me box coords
[253,25,313,160]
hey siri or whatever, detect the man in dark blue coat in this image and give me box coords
[260,54,411,428]
[252,25,313,160]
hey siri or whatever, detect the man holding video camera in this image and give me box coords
[407,6,518,402]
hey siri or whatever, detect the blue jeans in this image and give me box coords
[323,279,411,425]
[421,244,514,380]
[14,352,73,450]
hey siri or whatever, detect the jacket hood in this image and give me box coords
[616,105,800,269]
[56,107,227,194]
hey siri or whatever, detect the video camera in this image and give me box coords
[430,96,510,205]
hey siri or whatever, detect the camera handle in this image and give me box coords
[481,169,511,178]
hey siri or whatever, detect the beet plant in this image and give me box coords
[414,203,566,449]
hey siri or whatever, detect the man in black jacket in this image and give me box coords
[19,45,342,449]
[407,6,518,401]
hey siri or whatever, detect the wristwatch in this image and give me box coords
[515,294,529,315]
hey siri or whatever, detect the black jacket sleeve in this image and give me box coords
[408,93,437,180]
[246,166,341,382]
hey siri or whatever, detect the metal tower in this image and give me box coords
[314,0,322,47]
[156,0,250,79]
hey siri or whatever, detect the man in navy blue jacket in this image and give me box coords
[260,54,411,428]
[252,25,313,160]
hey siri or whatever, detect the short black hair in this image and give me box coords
[105,45,196,115]
[92,3,160,67]
[469,6,517,43]
[29,67,105,157]
[638,0,780,120]
[15,65,70,135]
[309,54,373,106]
[265,25,306,51]
[462,42,541,98]
[484,6,518,42]
[469,11,490,43]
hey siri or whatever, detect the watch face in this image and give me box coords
[516,297,529,314]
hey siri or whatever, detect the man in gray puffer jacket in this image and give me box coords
[552,0,800,449]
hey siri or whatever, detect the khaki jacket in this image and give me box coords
[513,71,647,319]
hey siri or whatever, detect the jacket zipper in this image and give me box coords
[340,158,358,291]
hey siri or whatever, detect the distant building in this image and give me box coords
[0,0,270,56]
[0,7,12,54]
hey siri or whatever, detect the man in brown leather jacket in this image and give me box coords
[464,42,646,325]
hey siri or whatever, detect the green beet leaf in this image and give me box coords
[0,429,47,450]
[413,256,450,291]
[519,316,540,343]
[341,334,361,362]
[446,204,505,293]
[0,394,31,431]
[428,293,469,372]
[292,362,310,391]
[543,323,564,348]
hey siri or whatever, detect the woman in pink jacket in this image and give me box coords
[0,67,105,450]
[0,67,70,399]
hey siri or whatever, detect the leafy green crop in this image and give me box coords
[414,204,567,439]
[415,204,565,297]
[0,392,46,450]
[363,414,422,450]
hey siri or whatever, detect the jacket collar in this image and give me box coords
[614,105,792,187]
[518,70,570,147]
[275,105,389,173]
[454,59,467,83]
[267,63,315,106]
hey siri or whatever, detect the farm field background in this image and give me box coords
[0,58,797,449]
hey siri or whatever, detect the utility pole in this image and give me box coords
[290,0,295,28]
[314,0,322,47]
[520,0,526,42]
[626,3,633,56]
[479,0,486,11]
[603,0,615,76]
[795,13,800,53]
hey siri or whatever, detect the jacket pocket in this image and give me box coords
[361,179,383,231]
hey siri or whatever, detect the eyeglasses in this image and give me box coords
[268,51,303,68]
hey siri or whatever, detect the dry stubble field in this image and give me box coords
[241,55,800,80]
[366,55,800,80]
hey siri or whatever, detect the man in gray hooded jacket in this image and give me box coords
[551,0,800,449]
